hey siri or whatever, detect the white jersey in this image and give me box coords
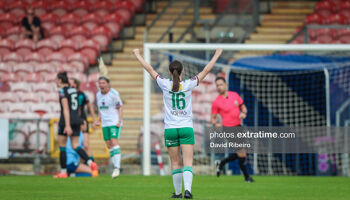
[156,75,198,129]
[96,88,123,127]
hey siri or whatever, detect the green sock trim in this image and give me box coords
[113,148,121,155]
[183,166,193,173]
[172,168,183,175]
[110,151,114,157]
[89,156,94,161]
[59,147,66,151]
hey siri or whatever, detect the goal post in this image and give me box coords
[142,43,350,176]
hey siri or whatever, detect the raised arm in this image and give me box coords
[197,48,223,83]
[133,49,158,80]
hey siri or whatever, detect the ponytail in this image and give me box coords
[57,71,68,84]
[172,70,180,92]
[169,60,183,92]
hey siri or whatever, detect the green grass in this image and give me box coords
[0,175,349,200]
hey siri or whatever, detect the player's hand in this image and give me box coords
[214,123,222,128]
[133,49,140,55]
[215,48,223,57]
[64,126,73,136]
[92,120,97,129]
[94,120,100,128]
[239,112,247,119]
[116,122,121,128]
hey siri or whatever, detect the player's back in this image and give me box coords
[58,86,81,127]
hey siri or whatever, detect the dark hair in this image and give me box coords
[215,76,226,83]
[169,60,183,92]
[98,76,110,83]
[57,71,68,84]
[71,78,80,89]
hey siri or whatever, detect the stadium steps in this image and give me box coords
[106,0,215,155]
[234,1,315,60]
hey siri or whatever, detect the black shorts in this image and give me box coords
[58,124,81,136]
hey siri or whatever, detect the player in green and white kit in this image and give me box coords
[133,48,222,199]
[95,76,123,178]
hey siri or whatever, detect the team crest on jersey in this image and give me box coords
[234,100,239,106]
[171,83,183,91]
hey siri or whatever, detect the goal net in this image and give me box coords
[141,44,350,176]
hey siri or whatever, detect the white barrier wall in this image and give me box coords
[0,119,9,159]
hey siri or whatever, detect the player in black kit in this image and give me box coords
[54,72,98,178]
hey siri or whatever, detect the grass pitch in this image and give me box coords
[0,175,349,200]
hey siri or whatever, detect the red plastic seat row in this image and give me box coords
[0,52,89,69]
[41,12,124,38]
[0,92,58,104]
[0,0,137,18]
[315,0,350,18]
[305,13,349,24]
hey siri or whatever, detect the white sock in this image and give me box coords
[172,168,183,195]
[109,148,116,167]
[183,166,193,192]
[112,145,121,169]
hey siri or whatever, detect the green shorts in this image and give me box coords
[102,126,121,141]
[164,127,195,147]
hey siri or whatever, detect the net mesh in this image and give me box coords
[147,49,350,176]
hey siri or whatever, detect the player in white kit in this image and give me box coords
[95,76,123,178]
[133,48,222,199]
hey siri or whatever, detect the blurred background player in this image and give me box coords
[20,7,43,42]
[95,76,123,179]
[69,78,97,162]
[66,132,98,177]
[133,48,223,199]
[54,72,97,178]
[211,77,254,182]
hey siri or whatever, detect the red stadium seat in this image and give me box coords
[11,82,31,93]
[35,63,57,75]
[13,62,34,75]
[129,0,145,13]
[59,38,80,57]
[8,1,28,16]
[0,92,19,103]
[338,1,350,19]
[24,52,44,64]
[87,72,99,82]
[21,91,41,103]
[326,13,347,24]
[48,102,60,114]
[32,82,53,93]
[305,13,326,24]
[72,1,91,17]
[70,25,90,43]
[80,39,100,65]
[80,81,98,94]
[68,52,89,70]
[91,26,112,51]
[3,52,23,63]
[315,1,336,18]
[103,13,123,38]
[1,72,21,82]
[6,26,21,41]
[338,28,350,42]
[36,39,58,57]
[40,13,59,34]
[58,63,76,73]
[0,39,14,57]
[8,103,28,113]
[0,1,7,14]
[49,25,68,44]
[70,73,88,82]
[0,13,17,30]
[114,1,134,25]
[94,1,114,17]
[46,52,66,65]
[23,72,43,83]
[42,92,58,103]
[43,73,57,83]
[81,13,102,31]
[60,13,81,31]
[31,0,48,17]
[50,1,70,17]
[0,63,13,75]
[15,39,36,56]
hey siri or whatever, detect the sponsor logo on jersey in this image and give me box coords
[234,100,239,106]
[67,88,77,94]
[171,83,183,91]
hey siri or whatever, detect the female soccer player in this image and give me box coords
[54,72,97,178]
[95,76,123,178]
[133,48,222,199]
